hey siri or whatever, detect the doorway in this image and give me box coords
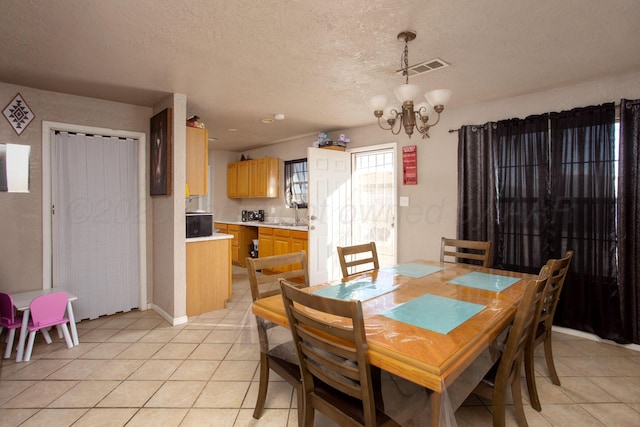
[350,145,397,267]
[42,121,147,319]
[308,143,397,283]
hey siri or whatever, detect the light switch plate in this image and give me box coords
[400,196,409,207]
[271,207,276,214]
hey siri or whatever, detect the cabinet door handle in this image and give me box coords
[310,215,317,220]
[310,225,316,230]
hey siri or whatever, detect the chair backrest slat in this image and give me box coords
[537,251,574,329]
[246,251,309,302]
[440,237,492,268]
[337,242,379,279]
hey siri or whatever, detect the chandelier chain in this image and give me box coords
[401,38,410,85]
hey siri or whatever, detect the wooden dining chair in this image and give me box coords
[279,278,398,427]
[440,237,492,268]
[472,266,551,427]
[245,251,309,421]
[525,250,574,412]
[337,242,380,280]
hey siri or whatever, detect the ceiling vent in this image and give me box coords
[397,57,449,77]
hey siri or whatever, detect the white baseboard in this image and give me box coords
[149,303,188,326]
[553,326,640,352]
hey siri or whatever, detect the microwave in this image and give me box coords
[186,213,213,238]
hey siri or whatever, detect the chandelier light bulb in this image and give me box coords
[394,83,421,103]
[425,89,452,107]
[369,95,388,112]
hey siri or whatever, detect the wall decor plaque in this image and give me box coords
[3,93,35,136]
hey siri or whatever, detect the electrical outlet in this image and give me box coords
[400,196,409,207]
[271,207,276,214]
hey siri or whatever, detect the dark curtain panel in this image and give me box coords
[550,103,624,342]
[493,115,550,273]
[457,124,497,261]
[618,98,640,344]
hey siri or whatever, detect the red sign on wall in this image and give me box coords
[402,145,417,185]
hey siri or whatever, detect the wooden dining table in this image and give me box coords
[252,259,535,426]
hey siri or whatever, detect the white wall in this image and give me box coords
[213,71,640,263]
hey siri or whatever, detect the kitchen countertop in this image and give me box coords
[186,233,233,243]
[214,220,309,232]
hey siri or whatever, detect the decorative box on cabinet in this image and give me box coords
[186,127,208,195]
[227,158,279,198]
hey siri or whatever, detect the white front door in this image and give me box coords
[307,147,351,284]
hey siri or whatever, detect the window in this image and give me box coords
[284,158,308,208]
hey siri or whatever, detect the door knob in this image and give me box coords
[310,215,317,220]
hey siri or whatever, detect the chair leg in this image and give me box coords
[524,343,541,412]
[511,374,528,427]
[253,352,270,419]
[492,385,507,427]
[41,328,52,344]
[4,329,16,359]
[24,331,36,362]
[60,324,73,349]
[542,335,560,386]
[294,383,304,427]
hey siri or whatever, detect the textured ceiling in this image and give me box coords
[1,0,639,151]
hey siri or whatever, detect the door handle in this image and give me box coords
[310,225,315,230]
[310,215,317,220]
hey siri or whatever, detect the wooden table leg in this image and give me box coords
[431,391,442,426]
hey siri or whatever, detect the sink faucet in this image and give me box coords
[293,201,300,226]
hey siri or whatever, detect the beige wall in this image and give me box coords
[212,71,640,264]
[150,94,188,322]
[0,82,151,296]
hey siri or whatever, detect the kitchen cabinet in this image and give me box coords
[258,227,274,259]
[227,163,238,198]
[186,237,231,316]
[258,227,307,273]
[186,127,208,195]
[227,157,279,198]
[237,161,250,197]
[216,222,257,267]
[291,230,308,259]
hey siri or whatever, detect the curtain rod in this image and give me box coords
[448,102,631,134]
[54,130,130,140]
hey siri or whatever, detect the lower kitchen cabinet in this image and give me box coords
[186,238,232,316]
[258,227,274,258]
[216,222,257,267]
[259,227,308,273]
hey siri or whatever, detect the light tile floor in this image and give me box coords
[1,267,639,426]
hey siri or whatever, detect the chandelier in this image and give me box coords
[369,31,452,139]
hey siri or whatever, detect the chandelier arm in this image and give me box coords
[376,117,394,131]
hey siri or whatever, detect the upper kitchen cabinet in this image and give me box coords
[227,158,279,198]
[186,127,208,195]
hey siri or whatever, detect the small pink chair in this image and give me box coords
[23,292,73,362]
[0,293,23,359]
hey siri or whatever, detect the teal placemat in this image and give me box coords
[312,277,397,301]
[381,263,444,278]
[382,294,485,334]
[449,272,520,292]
